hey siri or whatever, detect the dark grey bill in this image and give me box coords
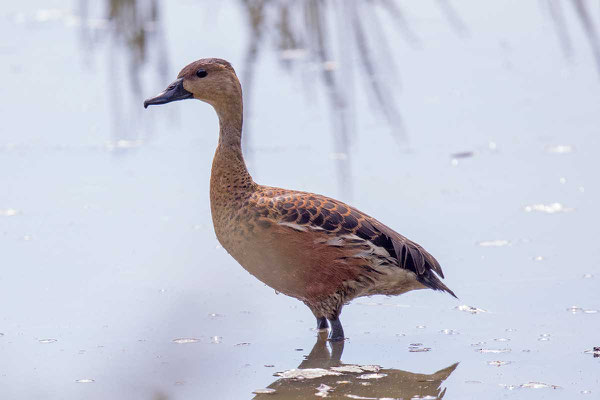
[143,78,193,108]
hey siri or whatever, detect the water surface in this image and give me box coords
[1,1,599,399]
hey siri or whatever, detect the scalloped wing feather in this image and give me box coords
[248,187,456,298]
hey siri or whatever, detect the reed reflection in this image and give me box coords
[253,332,458,400]
[79,0,170,152]
[544,0,600,77]
[239,0,411,198]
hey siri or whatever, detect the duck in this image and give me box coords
[144,58,456,341]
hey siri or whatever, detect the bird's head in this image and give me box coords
[143,58,241,111]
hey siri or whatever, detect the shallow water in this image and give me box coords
[1,1,599,399]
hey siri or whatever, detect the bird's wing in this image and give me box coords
[249,188,456,297]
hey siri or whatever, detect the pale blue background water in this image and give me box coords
[1,1,599,399]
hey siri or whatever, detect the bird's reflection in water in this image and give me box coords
[253,331,458,400]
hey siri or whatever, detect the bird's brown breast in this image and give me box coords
[216,215,366,303]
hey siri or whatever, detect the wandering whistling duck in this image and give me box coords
[144,58,456,341]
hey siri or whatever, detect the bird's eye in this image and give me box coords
[196,69,207,78]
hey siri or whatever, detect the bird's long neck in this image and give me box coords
[210,97,254,235]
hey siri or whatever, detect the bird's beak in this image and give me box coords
[143,78,193,109]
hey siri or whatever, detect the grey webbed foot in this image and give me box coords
[316,316,328,330]
[328,317,345,341]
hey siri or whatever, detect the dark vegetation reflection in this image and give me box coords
[239,0,466,198]
[544,0,600,77]
[79,0,169,153]
[77,0,600,192]
[252,332,458,400]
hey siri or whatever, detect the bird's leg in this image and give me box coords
[316,316,329,330]
[327,317,345,341]
[305,302,329,331]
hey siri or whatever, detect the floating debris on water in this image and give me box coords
[409,343,431,352]
[505,328,517,332]
[416,325,426,329]
[520,382,561,389]
[546,144,574,154]
[538,334,551,341]
[532,256,545,261]
[559,177,567,184]
[567,306,598,314]
[331,365,380,374]
[274,368,342,380]
[234,342,250,347]
[315,383,332,397]
[465,380,482,384]
[477,239,510,247]
[451,151,474,159]
[331,366,364,374]
[358,373,387,380]
[210,336,222,344]
[0,208,18,216]
[494,338,511,342]
[75,379,94,383]
[476,348,511,354]
[38,339,57,343]
[455,305,488,314]
[450,158,459,166]
[172,338,200,344]
[488,360,512,367]
[523,202,573,214]
[471,341,486,347]
[208,313,223,318]
[252,388,276,395]
[440,329,459,335]
[500,382,560,390]
[264,364,275,368]
[582,273,594,279]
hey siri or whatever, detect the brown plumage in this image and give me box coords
[144,58,456,340]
